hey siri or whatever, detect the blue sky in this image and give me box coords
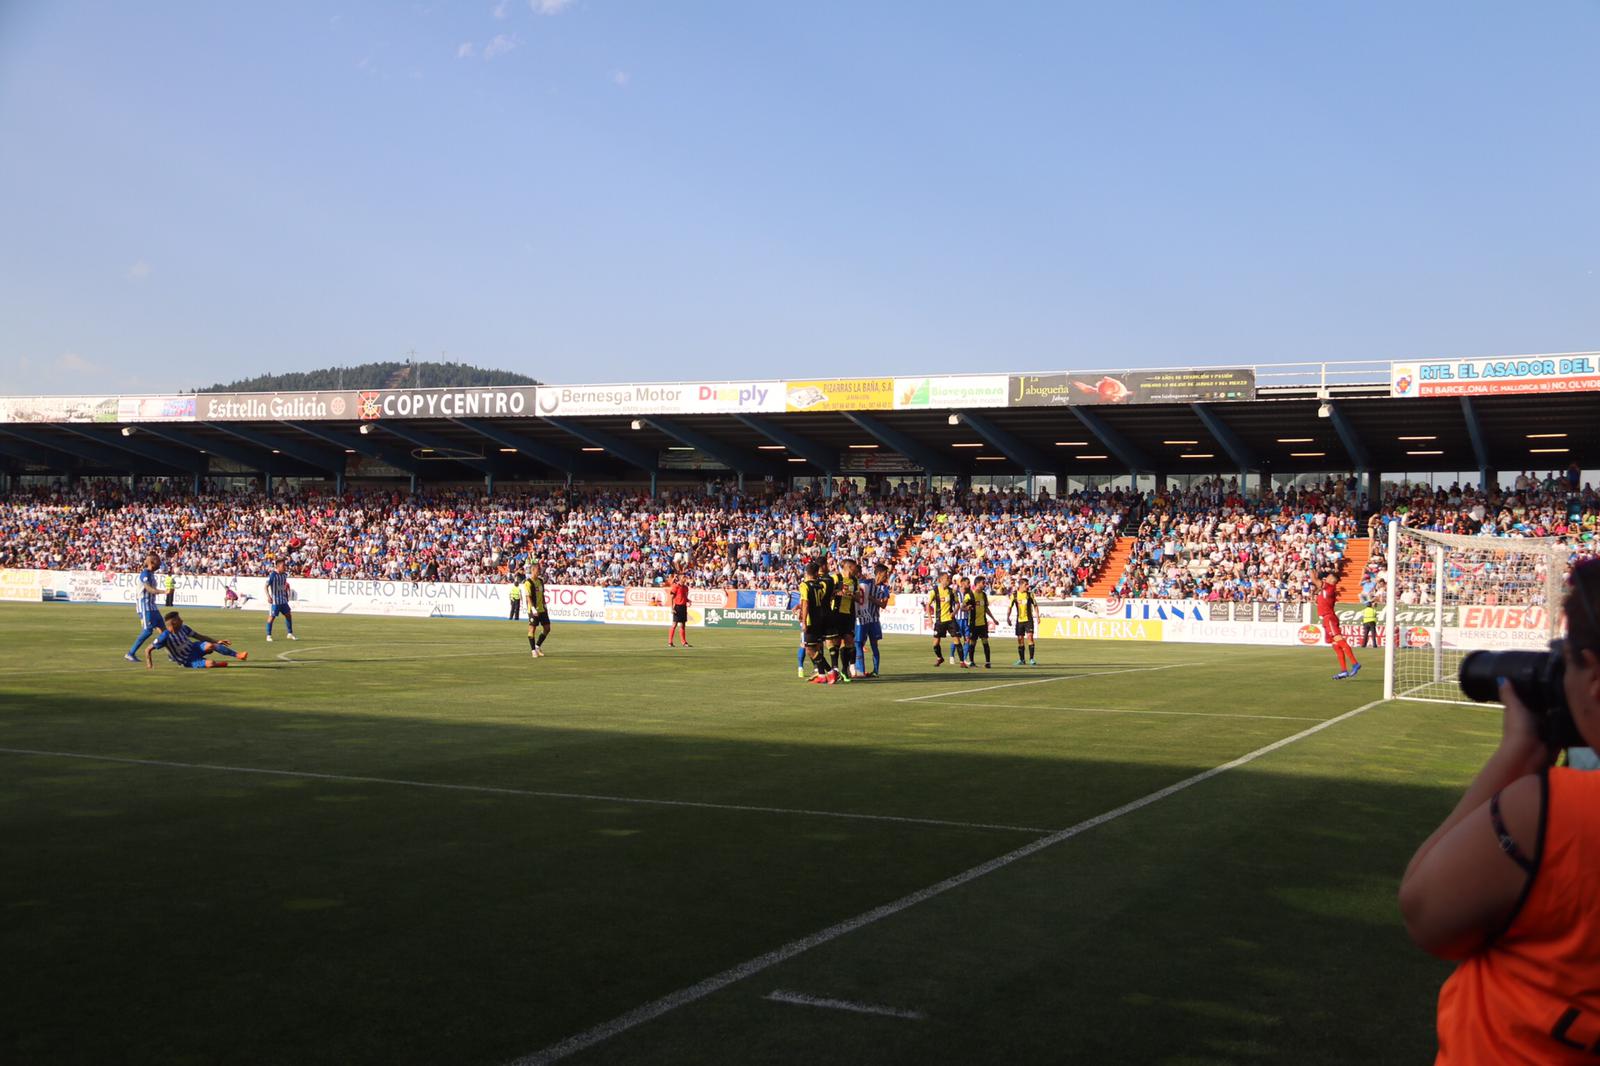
[1,0,1596,395]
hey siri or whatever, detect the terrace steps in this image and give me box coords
[1085,536,1137,598]
[1336,538,1373,602]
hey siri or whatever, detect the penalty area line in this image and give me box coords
[894,662,1198,703]
[0,748,1046,835]
[505,697,1388,1066]
[764,989,925,1022]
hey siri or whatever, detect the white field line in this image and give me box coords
[894,662,1197,703]
[764,989,925,1022]
[969,703,1324,722]
[505,697,1387,1066]
[0,747,1045,834]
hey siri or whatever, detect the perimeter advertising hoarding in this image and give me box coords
[785,379,895,412]
[535,381,782,417]
[702,607,799,629]
[199,386,540,422]
[892,375,1009,410]
[0,396,119,423]
[117,396,197,422]
[1009,369,1255,406]
[1390,354,1600,398]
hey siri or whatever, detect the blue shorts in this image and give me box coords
[854,621,882,644]
[270,603,292,618]
[957,620,971,638]
[138,610,163,630]
[180,656,211,669]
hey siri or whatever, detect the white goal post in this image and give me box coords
[1383,522,1570,704]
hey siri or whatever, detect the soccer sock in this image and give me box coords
[842,645,854,674]
[983,640,991,665]
[536,631,548,647]
[811,652,830,673]
[213,644,238,658]
[798,645,808,668]
[829,646,839,669]
[529,635,537,651]
[265,620,273,635]
[871,641,880,673]
[1334,645,1347,670]
[128,626,156,657]
[285,616,293,635]
[1028,642,1036,661]
[855,639,865,669]
[933,640,943,660]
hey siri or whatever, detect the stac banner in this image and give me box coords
[1009,368,1254,406]
[1390,353,1600,398]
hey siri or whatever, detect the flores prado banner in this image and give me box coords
[1390,353,1600,398]
[535,381,782,417]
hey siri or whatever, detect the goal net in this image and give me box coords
[1383,523,1569,704]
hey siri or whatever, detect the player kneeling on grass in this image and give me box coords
[146,612,247,670]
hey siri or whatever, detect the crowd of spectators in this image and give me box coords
[1363,475,1600,609]
[1113,478,1358,604]
[0,480,1121,595]
[5,473,1597,603]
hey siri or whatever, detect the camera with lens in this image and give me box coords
[1459,641,1581,748]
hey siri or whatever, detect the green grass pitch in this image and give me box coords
[1,602,1492,1065]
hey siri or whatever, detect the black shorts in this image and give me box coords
[828,612,853,639]
[530,611,551,626]
[969,625,989,640]
[934,620,957,639]
[803,624,828,646]
[1014,621,1035,638]
[672,604,688,623]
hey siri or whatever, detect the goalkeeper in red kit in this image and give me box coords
[1316,572,1361,680]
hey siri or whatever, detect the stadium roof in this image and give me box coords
[1,355,1596,483]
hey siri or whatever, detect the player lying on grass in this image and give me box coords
[145,612,247,670]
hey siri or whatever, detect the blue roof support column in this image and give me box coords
[374,422,493,475]
[950,410,1054,472]
[206,423,346,476]
[1190,403,1258,473]
[839,412,947,473]
[59,426,206,475]
[643,416,782,478]
[733,414,837,473]
[1068,407,1154,473]
[542,417,657,472]
[1461,396,1493,490]
[139,424,272,473]
[282,421,421,475]
[450,418,578,476]
[1325,401,1370,473]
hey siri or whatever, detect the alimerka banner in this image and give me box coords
[1009,369,1254,406]
[1391,354,1600,398]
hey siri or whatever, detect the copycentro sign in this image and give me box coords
[197,387,539,422]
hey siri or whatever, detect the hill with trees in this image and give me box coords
[196,360,539,393]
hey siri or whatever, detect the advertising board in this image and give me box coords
[703,607,799,629]
[535,381,782,417]
[1391,354,1600,399]
[1009,369,1254,406]
[785,378,895,412]
[892,375,1008,410]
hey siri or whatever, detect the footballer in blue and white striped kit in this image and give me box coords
[124,552,166,662]
[146,611,246,669]
[264,561,297,641]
